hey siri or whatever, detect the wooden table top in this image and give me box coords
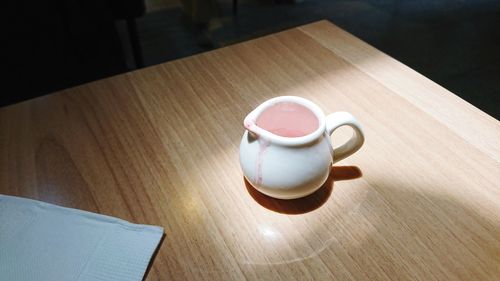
[1,20,499,280]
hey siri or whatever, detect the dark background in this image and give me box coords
[3,0,500,119]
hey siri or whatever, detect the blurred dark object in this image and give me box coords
[233,0,238,15]
[180,0,219,47]
[112,0,146,68]
[111,0,145,18]
[2,0,145,107]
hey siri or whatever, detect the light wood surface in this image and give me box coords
[1,20,499,280]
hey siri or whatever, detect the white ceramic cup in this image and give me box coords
[239,96,364,199]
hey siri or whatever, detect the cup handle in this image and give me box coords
[326,112,365,164]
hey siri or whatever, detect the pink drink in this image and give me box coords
[256,102,319,137]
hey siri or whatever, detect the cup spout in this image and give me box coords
[244,110,259,136]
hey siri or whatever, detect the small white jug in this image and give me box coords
[239,96,364,199]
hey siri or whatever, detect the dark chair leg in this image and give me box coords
[126,18,144,68]
[233,0,238,15]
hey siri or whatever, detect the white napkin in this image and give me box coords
[0,194,163,281]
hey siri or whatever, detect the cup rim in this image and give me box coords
[244,96,326,146]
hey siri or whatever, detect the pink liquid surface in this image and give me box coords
[256,102,319,137]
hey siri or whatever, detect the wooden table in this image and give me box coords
[1,21,499,280]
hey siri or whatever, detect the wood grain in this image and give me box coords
[1,20,499,281]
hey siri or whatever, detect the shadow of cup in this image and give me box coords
[245,166,362,214]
